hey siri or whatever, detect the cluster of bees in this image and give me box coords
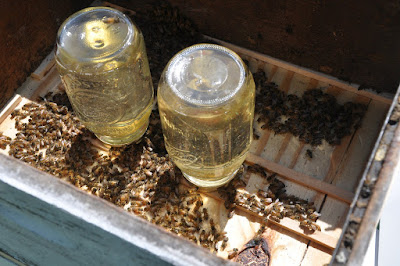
[219,165,321,233]
[0,4,334,261]
[253,71,367,146]
[3,95,230,253]
[1,92,322,258]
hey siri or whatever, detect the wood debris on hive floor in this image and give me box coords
[0,2,392,265]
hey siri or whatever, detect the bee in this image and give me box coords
[199,229,206,241]
[271,210,283,219]
[202,208,209,220]
[119,193,129,204]
[311,223,321,231]
[201,243,210,249]
[220,240,227,251]
[102,16,120,24]
[209,218,215,227]
[144,169,153,177]
[257,224,266,235]
[257,189,269,199]
[260,198,273,206]
[250,205,262,214]
[272,204,281,212]
[306,149,313,159]
[295,204,305,212]
[300,219,312,227]
[186,196,197,205]
[308,212,321,221]
[228,248,238,259]
[307,208,316,215]
[269,215,281,223]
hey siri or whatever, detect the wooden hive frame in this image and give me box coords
[0,2,397,265]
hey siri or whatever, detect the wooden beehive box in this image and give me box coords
[1,2,400,265]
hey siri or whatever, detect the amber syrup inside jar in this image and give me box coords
[158,44,255,189]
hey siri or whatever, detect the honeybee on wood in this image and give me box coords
[202,208,209,221]
[220,240,227,251]
[228,248,238,259]
[269,215,281,223]
[311,223,321,231]
[306,149,313,159]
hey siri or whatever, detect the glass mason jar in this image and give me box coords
[55,7,154,146]
[158,44,255,190]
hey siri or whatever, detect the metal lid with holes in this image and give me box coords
[165,43,246,106]
[56,7,135,63]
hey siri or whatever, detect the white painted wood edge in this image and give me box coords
[0,94,22,125]
[31,50,56,81]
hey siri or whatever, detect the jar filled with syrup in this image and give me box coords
[56,7,154,146]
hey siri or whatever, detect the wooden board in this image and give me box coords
[0,29,392,265]
[0,154,229,266]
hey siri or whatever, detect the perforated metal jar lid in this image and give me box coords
[166,44,246,106]
[57,7,134,62]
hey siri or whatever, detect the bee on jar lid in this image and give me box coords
[102,16,120,24]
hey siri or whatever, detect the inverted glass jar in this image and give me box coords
[158,44,255,190]
[55,7,154,146]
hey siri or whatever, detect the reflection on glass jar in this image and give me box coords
[56,7,153,146]
[158,44,255,190]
